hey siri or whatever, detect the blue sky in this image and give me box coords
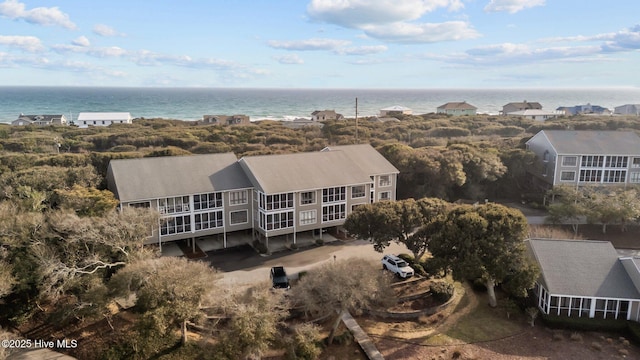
[1,0,639,88]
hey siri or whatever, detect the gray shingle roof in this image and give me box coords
[107,153,252,202]
[541,130,640,155]
[239,150,372,194]
[437,102,477,110]
[322,144,400,176]
[526,239,640,299]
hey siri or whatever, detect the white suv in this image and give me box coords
[382,254,414,278]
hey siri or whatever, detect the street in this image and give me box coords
[203,239,408,287]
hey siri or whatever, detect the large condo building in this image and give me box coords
[106,144,399,250]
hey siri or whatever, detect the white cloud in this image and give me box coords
[334,45,388,55]
[72,36,90,47]
[93,24,125,37]
[268,38,351,51]
[484,0,545,14]
[363,21,480,43]
[274,54,304,64]
[0,35,43,52]
[307,0,463,28]
[52,44,128,58]
[306,0,477,43]
[0,0,76,29]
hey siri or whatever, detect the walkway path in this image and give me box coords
[341,310,385,360]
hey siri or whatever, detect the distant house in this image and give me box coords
[310,110,343,121]
[282,118,324,129]
[501,101,542,115]
[508,109,563,121]
[526,238,640,322]
[200,114,250,126]
[525,130,640,187]
[380,105,412,117]
[11,114,68,126]
[436,102,477,116]
[77,112,132,128]
[556,103,611,115]
[614,104,640,116]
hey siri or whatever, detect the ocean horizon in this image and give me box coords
[2,86,640,124]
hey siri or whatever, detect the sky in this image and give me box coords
[0,0,639,89]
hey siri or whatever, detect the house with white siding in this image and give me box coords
[525,130,640,187]
[77,112,132,128]
[106,144,398,251]
[527,239,640,322]
[12,114,68,126]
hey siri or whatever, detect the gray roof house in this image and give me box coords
[526,239,640,321]
[11,114,68,126]
[614,104,640,116]
[436,102,477,116]
[310,110,343,121]
[200,114,250,126]
[525,130,640,187]
[107,144,398,250]
[501,101,542,115]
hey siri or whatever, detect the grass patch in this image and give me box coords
[438,293,526,344]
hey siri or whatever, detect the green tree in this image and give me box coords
[583,187,640,233]
[54,184,119,216]
[109,257,219,345]
[213,283,290,359]
[545,185,586,235]
[429,203,536,307]
[291,258,394,344]
[343,202,398,252]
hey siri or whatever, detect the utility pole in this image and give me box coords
[355,97,358,143]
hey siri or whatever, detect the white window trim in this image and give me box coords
[300,191,316,206]
[229,209,249,225]
[351,185,366,199]
[562,156,577,167]
[379,175,391,187]
[559,171,576,182]
[299,209,317,226]
[378,191,391,201]
[229,190,248,206]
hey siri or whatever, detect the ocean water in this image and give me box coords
[1,87,639,123]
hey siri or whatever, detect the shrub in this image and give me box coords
[412,263,426,276]
[430,281,454,302]
[397,253,414,263]
[252,240,269,254]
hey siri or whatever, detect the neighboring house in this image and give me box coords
[200,114,250,126]
[436,102,477,116]
[614,104,640,116]
[281,118,324,129]
[310,110,343,121]
[106,144,398,250]
[525,130,640,187]
[501,101,542,115]
[380,105,412,117]
[507,109,563,121]
[11,114,68,126]
[556,104,611,115]
[526,238,640,322]
[77,112,132,128]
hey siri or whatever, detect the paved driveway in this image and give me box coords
[203,239,408,287]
